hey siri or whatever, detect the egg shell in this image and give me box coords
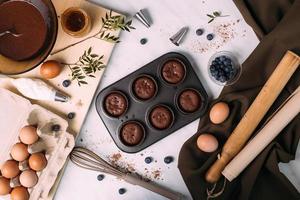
[19,125,39,145]
[29,153,47,171]
[19,170,38,188]
[0,176,11,195]
[1,160,20,179]
[40,60,62,79]
[209,102,230,124]
[10,186,29,200]
[11,143,29,162]
[196,133,219,153]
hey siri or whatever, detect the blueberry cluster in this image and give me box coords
[210,55,237,83]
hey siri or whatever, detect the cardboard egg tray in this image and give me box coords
[0,88,75,200]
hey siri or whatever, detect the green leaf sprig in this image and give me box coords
[62,47,105,86]
[207,11,229,23]
[99,10,135,43]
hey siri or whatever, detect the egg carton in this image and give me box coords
[0,88,75,200]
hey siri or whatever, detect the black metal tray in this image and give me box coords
[95,52,208,153]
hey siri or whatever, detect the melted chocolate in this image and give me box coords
[0,1,47,61]
[65,11,85,32]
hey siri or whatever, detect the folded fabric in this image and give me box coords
[178,0,300,199]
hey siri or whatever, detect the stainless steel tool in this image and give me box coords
[70,147,184,200]
[0,29,22,37]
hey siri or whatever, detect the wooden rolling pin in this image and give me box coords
[222,85,300,181]
[205,51,300,183]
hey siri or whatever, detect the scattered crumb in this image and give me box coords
[106,152,164,181]
[108,153,136,173]
[111,153,122,164]
[188,20,242,53]
[152,170,161,179]
[75,99,84,108]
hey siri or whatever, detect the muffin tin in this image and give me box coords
[95,52,208,153]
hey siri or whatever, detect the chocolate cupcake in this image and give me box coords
[178,89,201,113]
[162,59,186,84]
[149,105,173,129]
[133,75,157,100]
[104,91,127,117]
[120,121,145,146]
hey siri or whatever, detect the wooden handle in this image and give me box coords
[123,174,184,200]
[205,51,300,183]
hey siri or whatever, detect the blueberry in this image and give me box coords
[140,38,147,45]
[67,112,76,119]
[225,57,232,63]
[224,66,230,72]
[207,33,214,40]
[210,65,216,71]
[97,174,105,181]
[145,157,153,164]
[219,76,227,83]
[227,64,233,69]
[215,57,220,62]
[164,156,174,164]
[118,188,126,195]
[220,56,226,61]
[62,80,71,87]
[51,124,60,132]
[220,64,226,69]
[196,28,204,36]
[212,61,217,65]
[211,73,218,78]
[218,70,225,76]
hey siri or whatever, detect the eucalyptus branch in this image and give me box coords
[61,47,106,86]
[207,11,229,23]
[51,10,135,55]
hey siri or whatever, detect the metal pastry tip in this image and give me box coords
[170,27,188,46]
[55,92,69,102]
[135,9,151,28]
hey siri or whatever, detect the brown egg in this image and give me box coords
[209,102,230,124]
[10,186,29,200]
[19,125,39,145]
[11,143,29,162]
[19,170,38,188]
[1,160,20,178]
[29,153,47,171]
[0,176,11,195]
[40,60,62,79]
[196,133,219,153]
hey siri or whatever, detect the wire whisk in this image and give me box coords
[70,147,184,200]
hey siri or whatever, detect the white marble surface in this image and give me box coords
[55,0,260,200]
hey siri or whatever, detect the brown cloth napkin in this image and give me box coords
[178,0,300,200]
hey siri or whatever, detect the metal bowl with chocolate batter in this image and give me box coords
[0,0,58,75]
